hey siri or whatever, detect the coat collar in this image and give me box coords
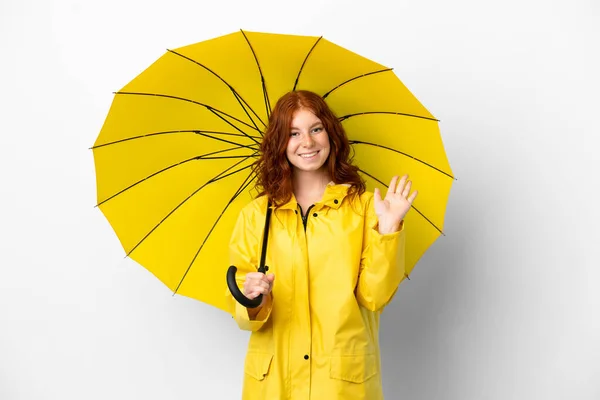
[275,182,351,211]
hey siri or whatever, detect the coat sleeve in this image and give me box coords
[225,202,274,331]
[355,194,407,312]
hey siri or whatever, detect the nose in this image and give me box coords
[302,133,314,147]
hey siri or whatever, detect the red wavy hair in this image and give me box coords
[253,90,365,207]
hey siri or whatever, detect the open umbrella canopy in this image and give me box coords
[92,30,454,314]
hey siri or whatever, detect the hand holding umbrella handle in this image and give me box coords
[227,201,272,309]
[226,265,264,308]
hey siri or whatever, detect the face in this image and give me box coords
[286,108,331,174]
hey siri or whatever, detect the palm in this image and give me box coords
[373,175,417,233]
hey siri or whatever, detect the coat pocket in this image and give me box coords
[329,354,379,383]
[244,352,274,381]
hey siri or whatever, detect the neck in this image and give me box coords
[292,168,331,200]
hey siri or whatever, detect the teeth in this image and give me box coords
[300,151,318,158]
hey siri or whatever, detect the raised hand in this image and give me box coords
[373,174,418,235]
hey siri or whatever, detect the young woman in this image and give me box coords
[227,90,417,400]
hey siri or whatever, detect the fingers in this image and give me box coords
[395,174,408,194]
[246,272,268,280]
[401,179,412,198]
[244,276,270,291]
[374,187,382,203]
[386,175,399,198]
[408,190,418,204]
[389,174,417,203]
[386,174,410,197]
[243,272,275,299]
[246,285,270,299]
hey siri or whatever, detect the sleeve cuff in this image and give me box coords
[371,220,405,240]
[234,293,273,331]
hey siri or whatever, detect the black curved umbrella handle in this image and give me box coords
[228,201,272,309]
[226,265,263,308]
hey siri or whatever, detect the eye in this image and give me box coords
[312,127,323,133]
[290,132,299,137]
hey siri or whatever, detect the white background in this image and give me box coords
[1,0,599,399]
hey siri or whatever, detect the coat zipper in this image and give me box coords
[297,202,314,374]
[297,204,315,232]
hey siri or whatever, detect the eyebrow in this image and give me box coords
[290,122,323,130]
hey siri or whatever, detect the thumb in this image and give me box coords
[266,273,275,283]
[374,188,382,203]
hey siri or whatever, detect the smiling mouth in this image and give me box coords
[299,151,319,159]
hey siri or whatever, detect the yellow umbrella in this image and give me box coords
[92,30,454,314]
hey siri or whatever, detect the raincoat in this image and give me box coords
[226,183,406,400]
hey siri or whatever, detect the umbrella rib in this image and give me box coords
[125,156,257,258]
[91,129,260,150]
[96,146,256,207]
[339,111,439,123]
[231,90,263,134]
[192,131,259,152]
[206,106,262,143]
[350,140,455,180]
[240,29,271,119]
[358,169,444,235]
[292,36,323,91]
[167,49,266,130]
[115,91,261,142]
[173,170,257,295]
[322,68,393,99]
